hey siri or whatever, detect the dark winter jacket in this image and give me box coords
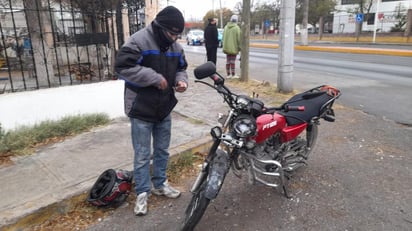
[204,23,219,48]
[115,24,188,122]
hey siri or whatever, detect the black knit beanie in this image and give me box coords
[154,6,185,34]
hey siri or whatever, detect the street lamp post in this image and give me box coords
[372,0,381,43]
[219,0,223,29]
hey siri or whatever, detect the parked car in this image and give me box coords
[217,28,223,48]
[186,29,204,46]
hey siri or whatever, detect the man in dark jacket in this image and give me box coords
[204,18,219,64]
[114,6,188,216]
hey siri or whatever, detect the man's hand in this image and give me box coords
[158,77,168,90]
[175,81,187,92]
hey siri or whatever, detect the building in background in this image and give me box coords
[333,0,411,33]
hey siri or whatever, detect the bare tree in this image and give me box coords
[203,7,234,29]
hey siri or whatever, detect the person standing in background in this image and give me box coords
[222,15,241,79]
[204,18,219,64]
[114,6,188,216]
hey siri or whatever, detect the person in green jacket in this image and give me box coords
[222,15,241,79]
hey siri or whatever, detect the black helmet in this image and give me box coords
[87,169,133,207]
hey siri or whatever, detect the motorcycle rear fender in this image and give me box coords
[281,123,307,143]
[205,149,229,200]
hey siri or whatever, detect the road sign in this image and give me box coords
[265,20,270,28]
[356,13,364,23]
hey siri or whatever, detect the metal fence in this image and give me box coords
[0,0,144,94]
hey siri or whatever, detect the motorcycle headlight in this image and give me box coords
[233,115,257,138]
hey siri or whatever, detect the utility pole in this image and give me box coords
[277,0,296,93]
[240,0,250,82]
[219,0,223,29]
[372,0,381,43]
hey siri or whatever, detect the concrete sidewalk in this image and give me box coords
[0,70,235,227]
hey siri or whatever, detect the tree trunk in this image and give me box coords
[24,0,55,88]
[240,0,250,82]
[318,16,324,40]
[301,0,309,46]
[405,9,412,39]
[355,22,362,42]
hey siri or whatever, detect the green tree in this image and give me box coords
[251,1,281,34]
[391,3,407,32]
[296,0,336,30]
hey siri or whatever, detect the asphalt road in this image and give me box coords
[183,44,412,126]
[85,52,412,231]
[85,95,412,231]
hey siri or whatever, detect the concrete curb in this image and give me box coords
[249,43,412,57]
[169,136,213,157]
[295,45,412,57]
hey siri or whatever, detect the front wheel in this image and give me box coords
[181,180,210,231]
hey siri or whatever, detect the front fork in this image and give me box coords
[190,138,221,193]
[190,111,233,195]
[190,161,208,193]
[190,142,230,200]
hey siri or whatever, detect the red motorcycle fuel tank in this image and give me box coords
[254,113,286,144]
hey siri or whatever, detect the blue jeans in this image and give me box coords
[130,115,171,195]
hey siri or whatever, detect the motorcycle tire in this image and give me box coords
[181,180,210,231]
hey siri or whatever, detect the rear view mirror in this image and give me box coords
[193,61,216,79]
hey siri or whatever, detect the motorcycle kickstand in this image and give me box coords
[280,172,292,199]
[282,185,292,199]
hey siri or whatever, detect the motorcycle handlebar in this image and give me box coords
[194,77,236,105]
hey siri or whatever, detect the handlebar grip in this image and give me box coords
[211,74,224,85]
[285,105,305,112]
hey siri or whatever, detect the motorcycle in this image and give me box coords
[181,62,341,231]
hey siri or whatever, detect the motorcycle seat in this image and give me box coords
[282,90,333,125]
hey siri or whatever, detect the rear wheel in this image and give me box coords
[181,180,210,231]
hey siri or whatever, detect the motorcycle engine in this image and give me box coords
[248,135,308,173]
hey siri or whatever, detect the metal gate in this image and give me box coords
[0,0,145,94]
